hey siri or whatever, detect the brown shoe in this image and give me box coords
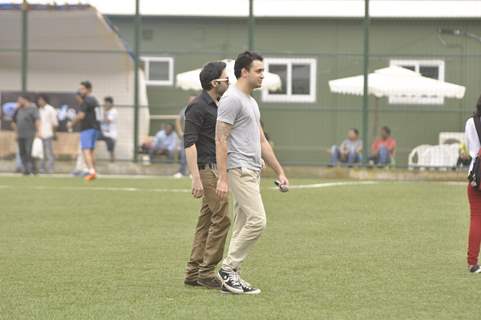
[184,279,201,287]
[197,277,222,289]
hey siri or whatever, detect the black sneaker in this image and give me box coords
[217,268,243,294]
[239,278,261,295]
[469,265,481,273]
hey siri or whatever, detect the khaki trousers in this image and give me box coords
[185,169,230,281]
[222,168,266,271]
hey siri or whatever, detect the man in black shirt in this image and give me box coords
[184,61,230,289]
[69,81,100,181]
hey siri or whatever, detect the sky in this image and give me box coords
[3,0,481,16]
[4,0,249,15]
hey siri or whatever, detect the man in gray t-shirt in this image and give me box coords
[330,128,363,166]
[217,85,262,171]
[12,95,40,175]
[215,51,289,295]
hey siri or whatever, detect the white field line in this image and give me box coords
[0,173,182,180]
[271,181,378,190]
[0,181,379,193]
[443,181,467,186]
[0,185,191,193]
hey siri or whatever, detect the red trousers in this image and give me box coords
[467,184,481,265]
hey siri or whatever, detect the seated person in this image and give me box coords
[370,126,397,166]
[330,128,362,166]
[149,123,178,162]
[457,142,471,168]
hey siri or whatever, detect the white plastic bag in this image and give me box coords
[32,138,44,159]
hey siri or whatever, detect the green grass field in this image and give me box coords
[0,175,477,319]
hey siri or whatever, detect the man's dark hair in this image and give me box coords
[350,128,359,136]
[199,61,227,91]
[381,126,391,135]
[80,80,92,90]
[104,96,114,104]
[475,94,481,117]
[18,94,31,102]
[36,93,49,104]
[234,51,263,79]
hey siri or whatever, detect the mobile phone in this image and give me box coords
[274,180,289,192]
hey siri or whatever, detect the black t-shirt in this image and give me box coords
[183,91,218,165]
[80,96,100,131]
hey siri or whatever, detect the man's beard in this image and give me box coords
[217,88,227,99]
[253,81,262,89]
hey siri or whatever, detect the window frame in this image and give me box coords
[262,57,317,103]
[389,59,445,105]
[141,56,174,86]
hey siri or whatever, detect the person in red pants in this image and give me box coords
[466,96,481,273]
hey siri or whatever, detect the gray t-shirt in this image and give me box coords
[217,85,262,171]
[13,105,39,139]
[340,139,363,153]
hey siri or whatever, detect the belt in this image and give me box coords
[198,163,217,170]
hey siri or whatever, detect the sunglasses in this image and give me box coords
[214,78,230,84]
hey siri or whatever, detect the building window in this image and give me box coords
[142,57,174,86]
[389,59,445,105]
[262,58,317,103]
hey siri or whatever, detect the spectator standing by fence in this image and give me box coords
[98,96,118,163]
[36,94,58,174]
[12,94,40,175]
[174,96,196,178]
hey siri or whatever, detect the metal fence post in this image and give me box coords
[248,0,255,51]
[21,0,28,93]
[133,0,141,162]
[362,0,370,165]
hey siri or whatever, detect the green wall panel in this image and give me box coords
[108,16,481,166]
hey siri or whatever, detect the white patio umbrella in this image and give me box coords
[329,66,465,98]
[176,59,282,91]
[328,66,466,135]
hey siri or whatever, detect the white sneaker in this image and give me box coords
[217,268,243,294]
[239,278,261,295]
[469,265,481,273]
[173,172,183,179]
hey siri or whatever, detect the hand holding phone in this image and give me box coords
[274,180,289,193]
